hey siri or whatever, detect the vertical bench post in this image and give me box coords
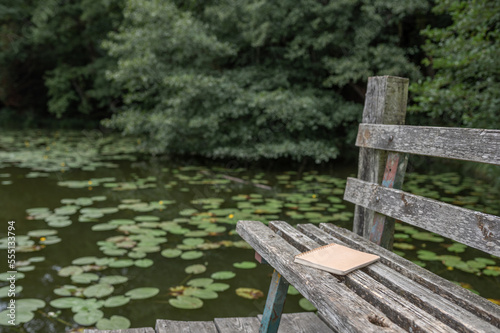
[353,76,409,249]
[259,270,289,333]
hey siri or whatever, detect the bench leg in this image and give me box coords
[259,270,289,333]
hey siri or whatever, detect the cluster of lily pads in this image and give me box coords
[0,130,138,173]
[0,131,499,332]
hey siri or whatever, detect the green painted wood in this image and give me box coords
[366,152,408,249]
[259,270,290,333]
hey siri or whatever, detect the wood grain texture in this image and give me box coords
[155,320,217,333]
[295,223,500,333]
[317,223,500,329]
[354,76,409,236]
[257,312,334,333]
[214,317,260,333]
[270,221,460,333]
[356,124,500,165]
[236,220,404,333]
[344,177,500,256]
[84,329,155,333]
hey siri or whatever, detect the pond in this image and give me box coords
[0,130,499,332]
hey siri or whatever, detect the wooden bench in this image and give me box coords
[237,76,500,333]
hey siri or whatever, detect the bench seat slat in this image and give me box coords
[268,221,459,333]
[356,124,500,165]
[344,177,500,256]
[291,222,500,332]
[236,220,405,333]
[314,223,500,329]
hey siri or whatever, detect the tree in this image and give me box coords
[409,0,500,128]
[103,0,428,162]
[0,0,124,125]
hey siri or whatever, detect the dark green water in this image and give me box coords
[0,131,499,332]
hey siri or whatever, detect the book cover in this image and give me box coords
[294,243,380,275]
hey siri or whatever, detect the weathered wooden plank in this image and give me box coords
[356,124,500,165]
[257,312,334,333]
[367,152,408,249]
[344,177,500,256]
[259,270,289,333]
[270,221,460,333]
[317,222,500,329]
[236,220,404,333]
[295,223,500,333]
[84,329,154,333]
[214,317,260,333]
[155,320,217,333]
[354,76,409,236]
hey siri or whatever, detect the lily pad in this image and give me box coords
[183,238,204,246]
[411,232,445,242]
[211,271,236,280]
[125,287,160,300]
[109,259,134,268]
[298,297,317,311]
[100,276,128,285]
[0,309,34,325]
[96,315,131,330]
[104,296,131,308]
[71,273,100,284]
[83,284,114,298]
[233,261,257,269]
[0,272,25,281]
[135,259,154,268]
[16,298,46,311]
[447,243,467,253]
[161,249,182,258]
[184,288,218,299]
[181,251,203,260]
[206,283,230,292]
[50,297,86,309]
[92,223,117,231]
[58,266,84,277]
[187,278,214,288]
[235,287,264,300]
[27,229,58,238]
[287,285,300,295]
[185,264,207,274]
[169,296,203,309]
[72,257,98,265]
[73,309,104,326]
[54,285,83,297]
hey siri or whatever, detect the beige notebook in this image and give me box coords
[294,243,380,275]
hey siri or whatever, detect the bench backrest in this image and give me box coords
[344,76,500,257]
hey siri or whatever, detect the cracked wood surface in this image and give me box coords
[356,124,500,165]
[344,177,500,256]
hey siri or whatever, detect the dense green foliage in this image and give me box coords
[103,0,427,162]
[0,0,123,125]
[1,0,498,162]
[409,0,500,128]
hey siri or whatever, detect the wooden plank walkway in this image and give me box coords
[84,312,333,333]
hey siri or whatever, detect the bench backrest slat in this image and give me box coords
[357,124,500,165]
[344,177,500,257]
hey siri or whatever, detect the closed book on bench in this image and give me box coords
[294,243,380,275]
